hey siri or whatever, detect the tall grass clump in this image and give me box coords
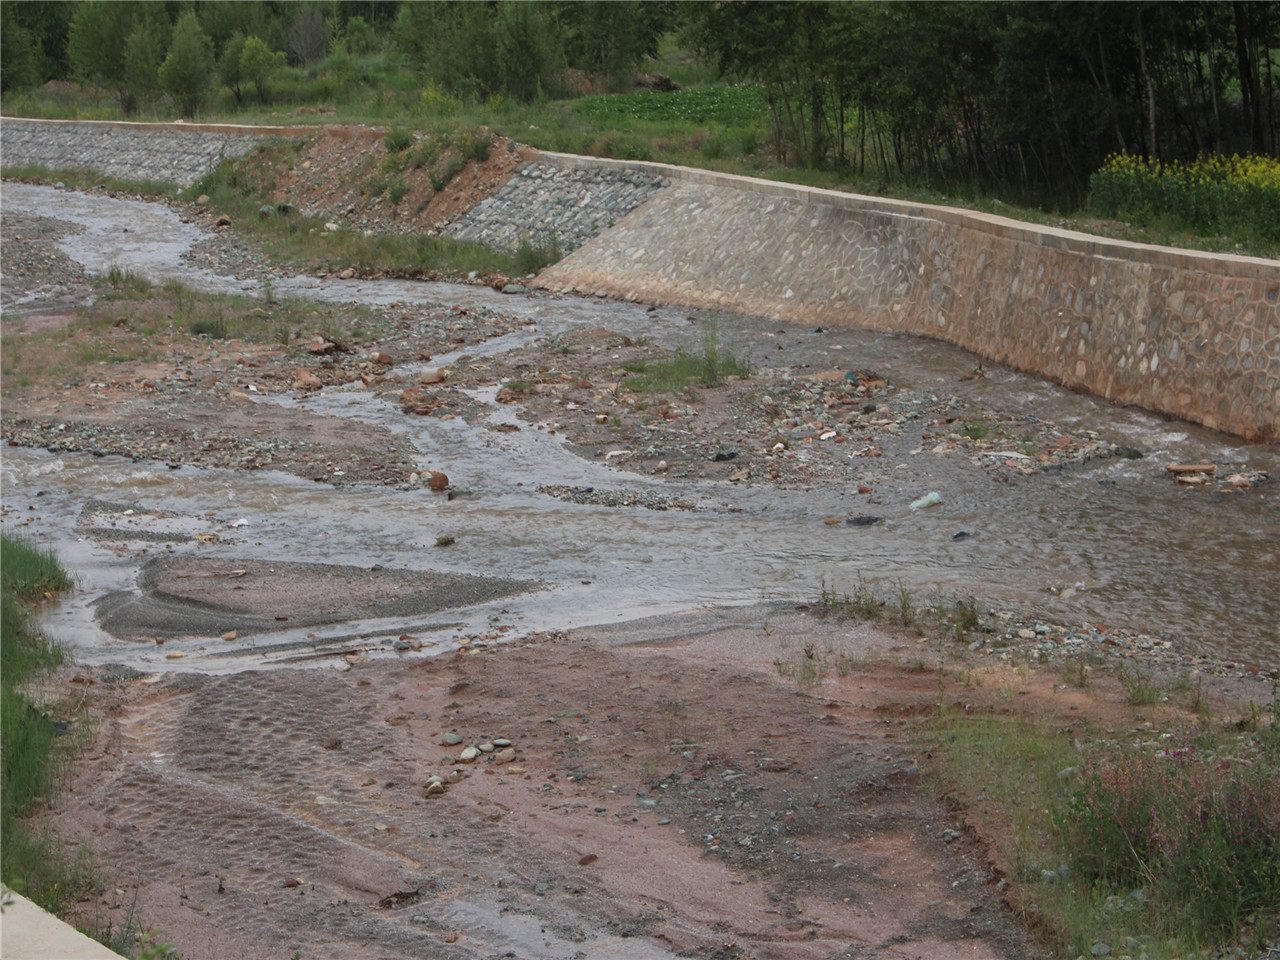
[1063,741,1280,939]
[1089,151,1280,242]
[1,533,87,913]
[624,318,750,392]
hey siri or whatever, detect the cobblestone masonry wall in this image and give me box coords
[535,153,1280,441]
[444,160,668,252]
[0,118,301,188]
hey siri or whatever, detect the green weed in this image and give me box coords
[384,127,413,154]
[1118,667,1163,706]
[624,319,749,393]
[386,175,411,207]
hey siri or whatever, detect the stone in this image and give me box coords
[293,368,323,391]
[195,194,210,206]
[258,204,274,219]
[418,367,448,384]
[214,214,232,227]
[442,733,463,746]
[492,738,512,747]
[307,339,337,356]
[339,267,356,280]
[424,781,445,796]
[478,741,495,754]
[494,747,517,763]
[459,746,480,762]
[428,470,449,491]
[501,283,527,295]
[399,388,441,416]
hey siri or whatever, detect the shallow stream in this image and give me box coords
[4,183,1278,671]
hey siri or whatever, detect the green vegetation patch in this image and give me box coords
[575,84,768,126]
[0,534,88,914]
[924,698,1280,958]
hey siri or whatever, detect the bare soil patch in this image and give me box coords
[51,608,1053,960]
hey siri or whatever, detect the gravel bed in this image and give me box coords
[954,608,1280,684]
[536,484,699,511]
[0,209,89,305]
[179,228,289,283]
[2,416,412,486]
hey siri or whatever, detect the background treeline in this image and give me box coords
[690,1,1279,206]
[2,1,1277,210]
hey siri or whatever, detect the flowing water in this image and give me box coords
[3,183,1278,671]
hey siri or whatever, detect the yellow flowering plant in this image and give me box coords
[1089,151,1280,242]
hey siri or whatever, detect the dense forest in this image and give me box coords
[2,1,1278,207]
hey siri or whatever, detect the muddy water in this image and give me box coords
[4,183,1278,670]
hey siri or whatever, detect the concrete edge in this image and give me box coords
[0,115,315,138]
[0,886,127,959]
[533,150,1280,279]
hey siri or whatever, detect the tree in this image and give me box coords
[1,19,41,91]
[122,16,166,109]
[159,10,214,117]
[67,1,168,112]
[218,32,248,103]
[556,0,669,90]
[285,4,330,67]
[240,35,286,104]
[494,1,566,101]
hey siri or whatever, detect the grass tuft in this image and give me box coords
[624,318,749,393]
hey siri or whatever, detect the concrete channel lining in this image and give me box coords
[1,887,127,960]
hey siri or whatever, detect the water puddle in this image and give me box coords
[3,183,1278,669]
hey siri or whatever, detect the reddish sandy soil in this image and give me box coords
[51,607,1064,960]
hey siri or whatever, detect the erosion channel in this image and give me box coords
[1,180,1277,960]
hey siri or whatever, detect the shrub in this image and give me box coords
[384,126,413,154]
[456,128,492,163]
[386,175,410,206]
[1064,744,1280,937]
[429,154,465,192]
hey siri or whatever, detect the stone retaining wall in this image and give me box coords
[444,160,667,253]
[0,118,302,188]
[535,153,1280,441]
